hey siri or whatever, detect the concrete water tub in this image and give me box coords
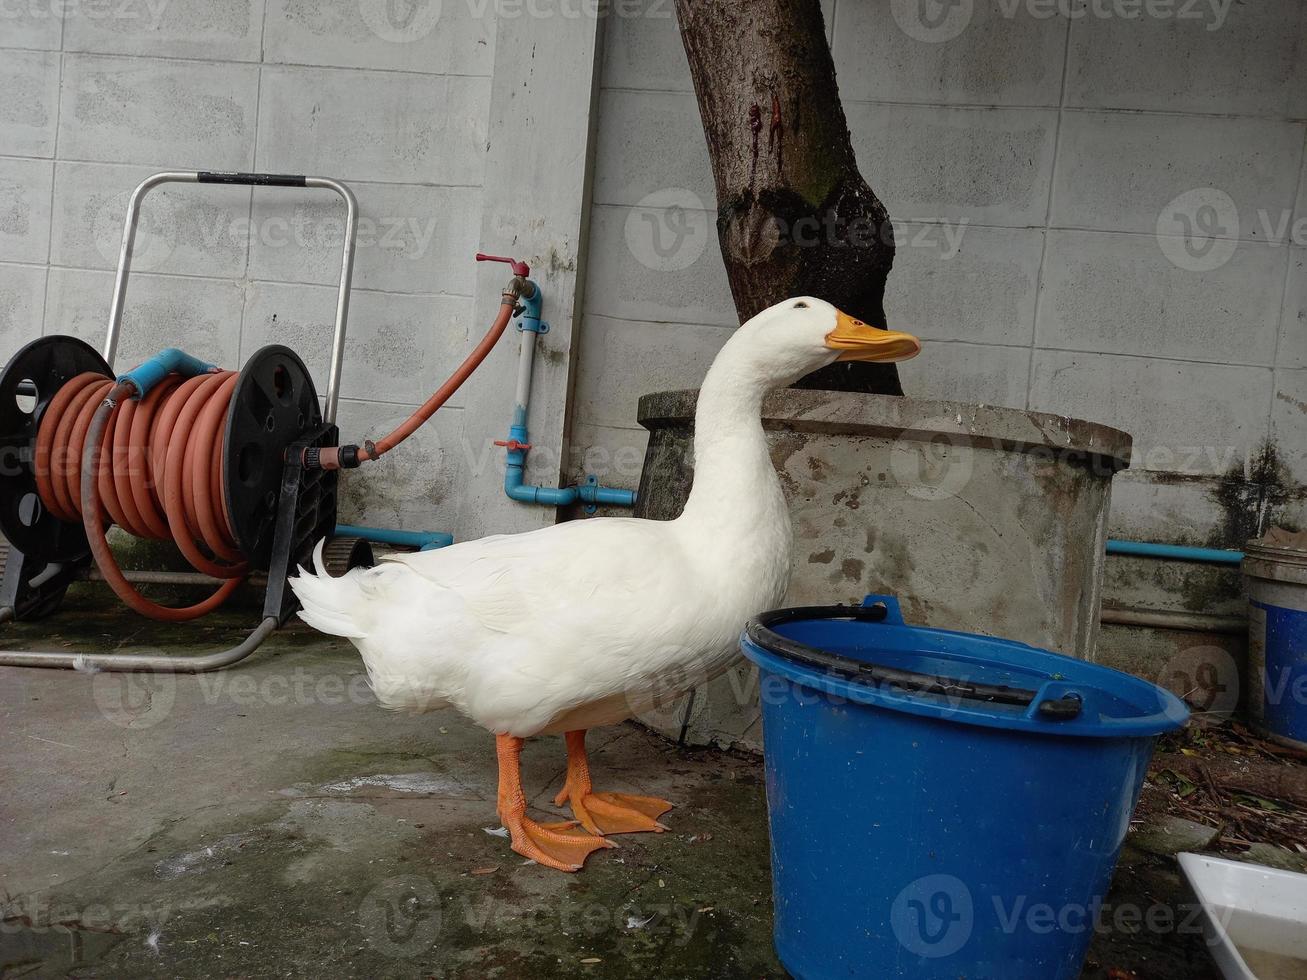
[633,388,1133,750]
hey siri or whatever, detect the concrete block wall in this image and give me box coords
[0,0,493,533]
[1,0,1304,618]
[571,0,1307,564]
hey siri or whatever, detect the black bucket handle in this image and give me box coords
[746,600,1084,721]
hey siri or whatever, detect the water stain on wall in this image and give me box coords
[1208,441,1297,547]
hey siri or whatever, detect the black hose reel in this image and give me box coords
[0,172,377,671]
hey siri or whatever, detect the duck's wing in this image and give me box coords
[379,518,679,638]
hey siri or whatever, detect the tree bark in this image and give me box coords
[1152,752,1307,809]
[673,0,902,395]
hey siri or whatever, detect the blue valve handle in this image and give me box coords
[117,348,218,397]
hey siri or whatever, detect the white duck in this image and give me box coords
[291,297,919,871]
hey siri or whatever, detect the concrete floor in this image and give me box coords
[1,588,1223,979]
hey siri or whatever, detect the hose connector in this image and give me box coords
[478,252,535,308]
[103,380,138,409]
[302,444,363,471]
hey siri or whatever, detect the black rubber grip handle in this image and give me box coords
[747,605,1085,720]
[196,172,307,187]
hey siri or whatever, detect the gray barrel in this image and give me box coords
[635,389,1132,750]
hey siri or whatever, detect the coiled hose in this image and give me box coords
[35,370,245,621]
[31,286,524,621]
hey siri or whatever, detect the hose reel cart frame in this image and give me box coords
[0,171,372,672]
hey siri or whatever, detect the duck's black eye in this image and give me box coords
[793,301,809,309]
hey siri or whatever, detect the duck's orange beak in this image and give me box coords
[824,311,921,363]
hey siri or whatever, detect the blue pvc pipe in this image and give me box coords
[118,347,217,396]
[498,280,636,510]
[517,283,543,332]
[1106,539,1243,565]
[502,442,637,509]
[504,460,578,506]
[580,481,638,507]
[335,524,453,551]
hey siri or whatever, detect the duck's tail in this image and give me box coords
[289,539,369,639]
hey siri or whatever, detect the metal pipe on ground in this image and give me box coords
[1100,606,1246,635]
[0,612,279,672]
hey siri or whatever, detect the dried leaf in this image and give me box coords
[1233,793,1288,813]
[1158,769,1198,798]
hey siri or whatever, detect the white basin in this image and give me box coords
[1178,852,1307,979]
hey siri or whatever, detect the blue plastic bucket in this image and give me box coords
[740,595,1189,980]
[1243,541,1307,750]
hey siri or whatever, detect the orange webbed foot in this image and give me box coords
[496,732,614,873]
[555,787,674,836]
[501,813,616,872]
[554,730,673,836]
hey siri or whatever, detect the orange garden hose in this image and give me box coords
[35,371,245,621]
[311,289,520,470]
[361,297,516,461]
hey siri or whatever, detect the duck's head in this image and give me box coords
[732,297,921,388]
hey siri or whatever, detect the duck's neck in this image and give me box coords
[677,346,785,532]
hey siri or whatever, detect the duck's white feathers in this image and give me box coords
[291,515,787,736]
[288,296,909,740]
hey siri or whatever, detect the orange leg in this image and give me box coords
[495,734,614,872]
[553,730,673,836]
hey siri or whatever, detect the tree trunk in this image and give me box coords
[673,0,902,395]
[1152,752,1307,809]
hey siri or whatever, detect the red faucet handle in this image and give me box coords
[494,438,532,452]
[476,252,531,278]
